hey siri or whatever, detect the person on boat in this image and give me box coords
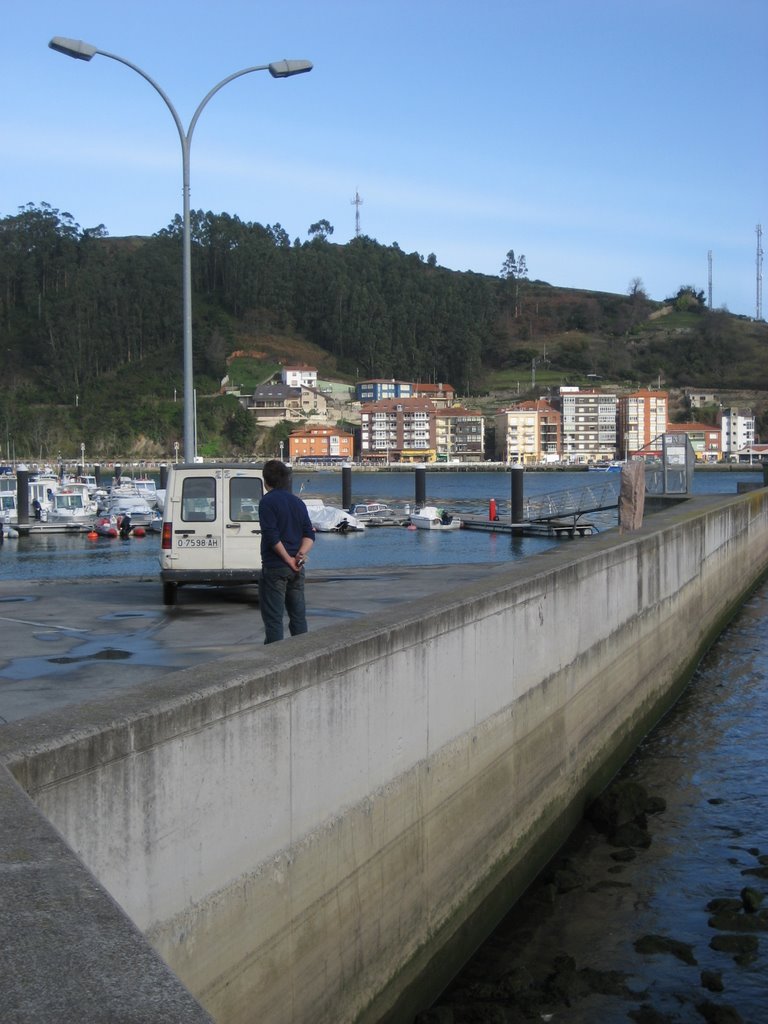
[32,498,43,521]
[258,459,315,644]
[119,512,132,539]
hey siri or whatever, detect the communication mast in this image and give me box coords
[757,224,764,321]
[707,250,713,309]
[351,189,363,237]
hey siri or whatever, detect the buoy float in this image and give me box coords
[133,526,146,538]
[87,530,98,541]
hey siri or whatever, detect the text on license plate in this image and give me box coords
[176,537,219,548]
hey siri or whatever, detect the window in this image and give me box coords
[230,475,265,521]
[181,477,216,523]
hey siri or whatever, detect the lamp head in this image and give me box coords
[49,37,98,60]
[268,59,313,78]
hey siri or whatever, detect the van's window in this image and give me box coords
[181,477,216,522]
[230,476,264,522]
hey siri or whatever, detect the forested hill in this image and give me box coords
[1,202,766,459]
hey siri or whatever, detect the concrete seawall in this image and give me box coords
[2,489,768,1023]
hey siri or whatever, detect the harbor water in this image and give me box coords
[0,468,758,582]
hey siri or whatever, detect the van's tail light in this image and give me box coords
[162,522,173,550]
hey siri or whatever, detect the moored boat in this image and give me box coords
[349,502,410,527]
[409,505,462,531]
[302,498,366,533]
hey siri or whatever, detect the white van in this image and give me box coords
[159,462,265,605]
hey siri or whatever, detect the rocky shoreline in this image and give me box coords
[414,778,765,1024]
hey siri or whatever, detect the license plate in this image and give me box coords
[176,537,219,548]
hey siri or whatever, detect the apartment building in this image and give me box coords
[617,390,668,456]
[494,400,561,464]
[288,426,354,463]
[434,407,485,462]
[356,379,414,402]
[720,407,755,458]
[556,388,618,463]
[360,398,436,462]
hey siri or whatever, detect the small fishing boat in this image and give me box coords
[409,506,462,531]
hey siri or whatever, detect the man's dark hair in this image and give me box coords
[263,459,291,490]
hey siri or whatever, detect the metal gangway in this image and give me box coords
[524,477,621,529]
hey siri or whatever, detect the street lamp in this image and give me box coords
[49,37,312,463]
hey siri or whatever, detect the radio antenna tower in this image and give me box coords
[351,188,363,237]
[757,224,764,321]
[707,250,713,309]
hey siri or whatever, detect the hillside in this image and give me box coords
[1,203,766,460]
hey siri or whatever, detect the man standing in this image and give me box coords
[258,459,315,644]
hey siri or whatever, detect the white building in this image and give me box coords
[557,388,617,463]
[720,407,755,457]
[281,365,318,389]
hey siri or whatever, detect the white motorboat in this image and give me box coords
[302,498,366,533]
[106,484,161,527]
[50,483,98,521]
[349,502,410,526]
[409,505,462,531]
[133,477,165,510]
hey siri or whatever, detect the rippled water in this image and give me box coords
[420,577,768,1022]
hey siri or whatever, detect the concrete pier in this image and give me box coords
[1,488,768,1023]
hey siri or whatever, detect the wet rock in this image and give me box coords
[532,882,558,905]
[708,910,767,932]
[634,933,698,965]
[414,1008,454,1024]
[740,864,768,879]
[611,821,652,848]
[644,795,667,815]
[497,965,534,997]
[709,933,759,957]
[552,865,584,893]
[740,886,763,912]
[695,999,744,1023]
[579,965,637,997]
[629,1004,676,1023]
[700,969,724,992]
[587,780,649,833]
[610,847,637,862]
[540,955,591,1006]
[707,898,743,913]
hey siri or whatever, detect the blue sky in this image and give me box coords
[1,0,765,317]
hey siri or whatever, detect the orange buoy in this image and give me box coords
[87,530,98,540]
[133,526,146,538]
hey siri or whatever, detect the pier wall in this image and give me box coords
[2,490,768,1023]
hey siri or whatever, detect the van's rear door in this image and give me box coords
[222,468,263,572]
[172,470,224,574]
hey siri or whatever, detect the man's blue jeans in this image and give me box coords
[259,565,308,644]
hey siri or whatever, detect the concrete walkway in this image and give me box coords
[0,563,510,725]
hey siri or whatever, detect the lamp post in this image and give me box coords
[49,37,312,463]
